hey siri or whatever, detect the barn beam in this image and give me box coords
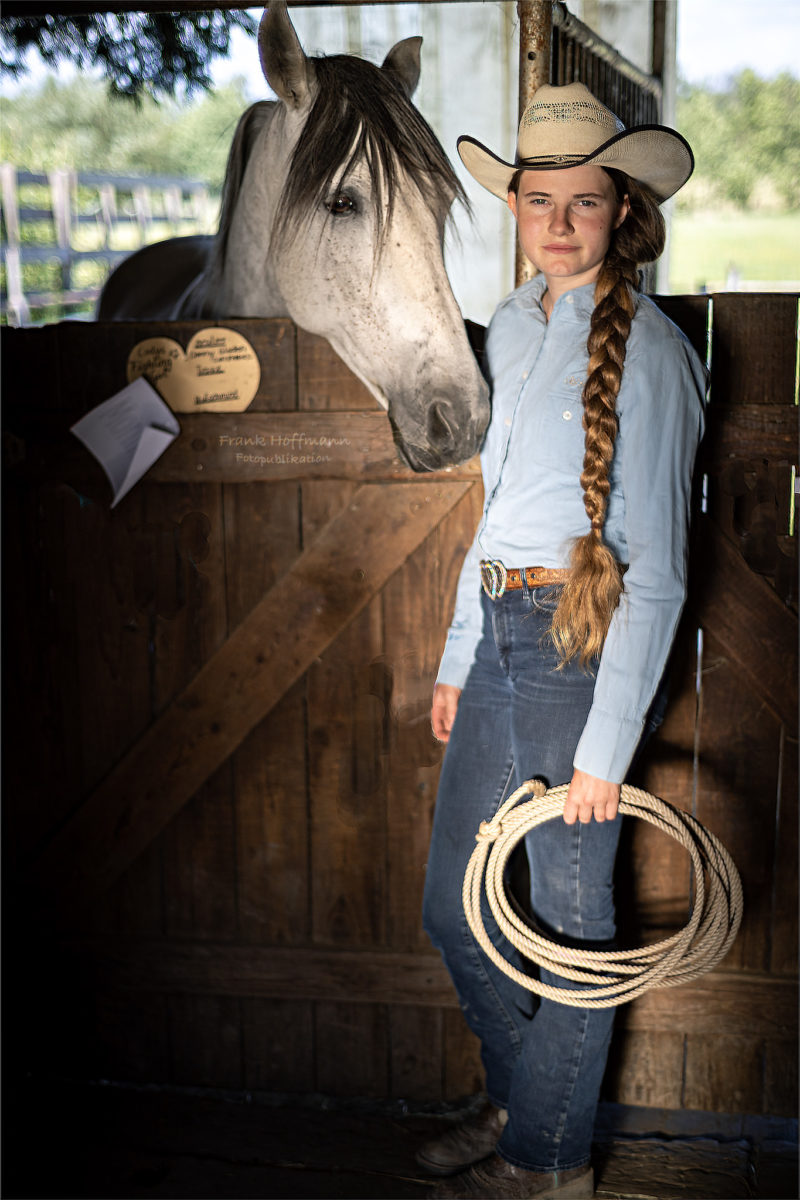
[59,935,798,1040]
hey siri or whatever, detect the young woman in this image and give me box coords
[418,84,705,1199]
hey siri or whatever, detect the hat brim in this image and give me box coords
[457,126,694,203]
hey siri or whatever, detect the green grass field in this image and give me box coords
[668,209,800,294]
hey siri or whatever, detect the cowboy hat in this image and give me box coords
[457,83,693,202]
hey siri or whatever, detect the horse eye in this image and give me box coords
[327,192,356,216]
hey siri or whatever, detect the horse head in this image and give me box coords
[207,1,490,471]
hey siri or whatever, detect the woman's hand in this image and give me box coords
[563,767,620,825]
[431,683,461,743]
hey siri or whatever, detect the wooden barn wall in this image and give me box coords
[2,294,797,1118]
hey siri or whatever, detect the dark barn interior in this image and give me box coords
[2,294,797,1198]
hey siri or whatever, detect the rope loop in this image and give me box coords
[476,818,503,843]
[462,780,743,1009]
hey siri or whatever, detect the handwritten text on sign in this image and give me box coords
[126,329,261,414]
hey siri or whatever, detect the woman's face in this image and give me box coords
[507,165,629,294]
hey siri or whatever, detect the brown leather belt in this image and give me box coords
[480,559,570,600]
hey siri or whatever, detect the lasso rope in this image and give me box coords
[462,779,743,1009]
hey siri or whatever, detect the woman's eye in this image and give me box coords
[327,192,356,216]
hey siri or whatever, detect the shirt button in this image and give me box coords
[522,370,529,380]
[566,295,574,304]
[504,417,512,426]
[562,410,573,420]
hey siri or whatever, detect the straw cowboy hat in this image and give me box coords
[458,82,693,202]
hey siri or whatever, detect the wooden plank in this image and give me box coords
[2,318,297,418]
[241,997,315,1093]
[314,1001,389,1097]
[30,480,473,928]
[701,403,797,465]
[144,484,236,942]
[300,480,389,949]
[622,618,698,944]
[603,1029,685,1108]
[389,1005,444,1101]
[308,601,389,947]
[694,631,781,973]
[710,293,798,407]
[223,480,309,944]
[770,725,799,976]
[691,517,797,730]
[168,994,243,1088]
[163,766,239,938]
[60,939,798,1039]
[682,1034,764,1114]
[764,1039,800,1118]
[384,486,484,952]
[297,326,376,411]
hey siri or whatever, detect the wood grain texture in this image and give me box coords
[603,1029,685,1109]
[60,938,797,1040]
[148,411,482,483]
[709,293,798,407]
[30,480,473,929]
[692,518,796,730]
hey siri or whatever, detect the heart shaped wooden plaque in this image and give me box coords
[126,328,261,413]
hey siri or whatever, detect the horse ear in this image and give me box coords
[381,35,422,98]
[258,0,313,109]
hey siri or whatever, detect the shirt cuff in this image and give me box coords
[573,707,645,784]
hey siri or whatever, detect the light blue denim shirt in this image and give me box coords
[437,274,706,783]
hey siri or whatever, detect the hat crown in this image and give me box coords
[516,83,625,164]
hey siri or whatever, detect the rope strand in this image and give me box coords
[463,780,743,1009]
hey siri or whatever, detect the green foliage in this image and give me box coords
[0,11,257,101]
[677,69,800,210]
[0,74,252,188]
[669,210,800,293]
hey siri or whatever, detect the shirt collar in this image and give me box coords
[512,275,597,321]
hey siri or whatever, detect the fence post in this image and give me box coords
[99,182,117,249]
[1,163,30,325]
[48,167,73,296]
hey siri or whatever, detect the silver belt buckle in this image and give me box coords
[480,559,507,600]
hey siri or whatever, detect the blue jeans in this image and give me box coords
[423,586,625,1173]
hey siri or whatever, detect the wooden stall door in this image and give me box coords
[2,295,797,1117]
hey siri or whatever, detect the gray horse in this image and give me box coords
[98,2,489,471]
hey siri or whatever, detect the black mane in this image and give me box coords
[274,52,467,245]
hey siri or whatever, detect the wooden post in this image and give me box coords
[48,168,73,296]
[1,163,29,325]
[515,1,552,286]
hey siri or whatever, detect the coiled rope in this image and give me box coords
[463,779,743,1009]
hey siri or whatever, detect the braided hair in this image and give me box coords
[509,168,666,665]
[552,170,665,665]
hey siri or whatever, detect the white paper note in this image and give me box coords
[70,376,180,507]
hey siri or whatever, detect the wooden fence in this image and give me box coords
[2,291,797,1118]
[0,166,214,324]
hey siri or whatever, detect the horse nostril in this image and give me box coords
[427,400,457,452]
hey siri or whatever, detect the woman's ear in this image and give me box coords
[614,195,631,229]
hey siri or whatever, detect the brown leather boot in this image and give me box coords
[415,1104,508,1177]
[428,1153,595,1198]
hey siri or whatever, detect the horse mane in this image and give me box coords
[193,51,466,316]
[274,53,468,246]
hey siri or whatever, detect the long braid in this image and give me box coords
[550,172,665,666]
